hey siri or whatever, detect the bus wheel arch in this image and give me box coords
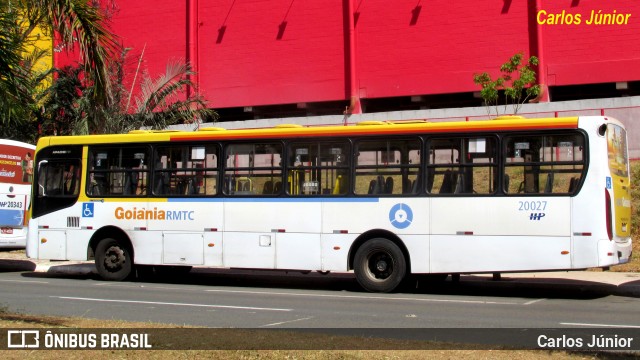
[88,226,134,281]
[349,230,411,292]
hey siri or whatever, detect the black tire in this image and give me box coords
[354,238,407,293]
[95,238,133,281]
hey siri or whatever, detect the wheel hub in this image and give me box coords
[105,246,125,270]
[376,260,388,272]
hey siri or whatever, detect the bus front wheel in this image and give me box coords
[95,238,133,281]
[354,238,406,293]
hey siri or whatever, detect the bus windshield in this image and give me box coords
[607,123,629,178]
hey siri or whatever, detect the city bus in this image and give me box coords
[26,116,632,292]
[1,139,35,249]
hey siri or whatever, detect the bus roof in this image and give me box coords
[36,116,584,147]
[0,139,35,149]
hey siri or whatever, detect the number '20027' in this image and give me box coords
[518,201,547,211]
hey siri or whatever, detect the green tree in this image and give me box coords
[38,65,86,136]
[39,52,217,135]
[0,5,45,141]
[2,0,213,138]
[125,59,217,133]
[473,53,541,117]
[0,0,118,141]
[24,0,119,105]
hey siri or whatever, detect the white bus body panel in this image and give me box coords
[320,233,355,271]
[223,200,321,269]
[430,197,571,273]
[38,230,66,260]
[203,231,224,267]
[276,233,322,270]
[163,232,204,265]
[430,235,571,273]
[133,231,162,265]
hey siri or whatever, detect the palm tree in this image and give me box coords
[0,7,31,133]
[3,0,215,138]
[39,52,217,135]
[0,4,52,141]
[126,59,217,133]
[0,0,118,141]
[22,0,119,105]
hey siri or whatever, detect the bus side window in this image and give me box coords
[428,137,496,195]
[87,147,149,197]
[224,143,282,196]
[354,139,420,196]
[287,141,350,196]
[504,134,584,195]
[153,145,217,196]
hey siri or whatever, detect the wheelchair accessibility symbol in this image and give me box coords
[389,203,413,229]
[82,203,94,218]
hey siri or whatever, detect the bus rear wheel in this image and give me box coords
[354,238,406,293]
[95,238,133,281]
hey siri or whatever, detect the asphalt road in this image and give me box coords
[0,267,639,330]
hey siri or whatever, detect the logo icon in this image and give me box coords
[389,203,413,229]
[82,203,94,218]
[606,176,612,189]
[529,213,546,221]
[7,330,39,348]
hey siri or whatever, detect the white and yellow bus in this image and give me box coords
[1,139,35,249]
[26,116,632,292]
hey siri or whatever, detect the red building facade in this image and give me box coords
[56,0,640,120]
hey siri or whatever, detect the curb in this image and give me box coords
[33,262,96,276]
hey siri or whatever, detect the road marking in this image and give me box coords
[523,298,546,305]
[205,289,521,305]
[560,322,640,328]
[260,316,314,327]
[95,283,190,291]
[52,296,292,312]
[0,279,49,284]
[97,282,522,305]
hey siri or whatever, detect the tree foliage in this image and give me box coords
[473,53,541,117]
[26,0,119,105]
[39,51,217,135]
[0,0,118,142]
[0,3,49,142]
[1,0,216,140]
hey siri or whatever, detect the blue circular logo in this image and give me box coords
[389,203,413,229]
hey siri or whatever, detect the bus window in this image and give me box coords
[504,133,585,195]
[87,146,150,196]
[287,141,350,195]
[427,137,497,195]
[354,139,420,195]
[224,143,282,196]
[153,144,218,196]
